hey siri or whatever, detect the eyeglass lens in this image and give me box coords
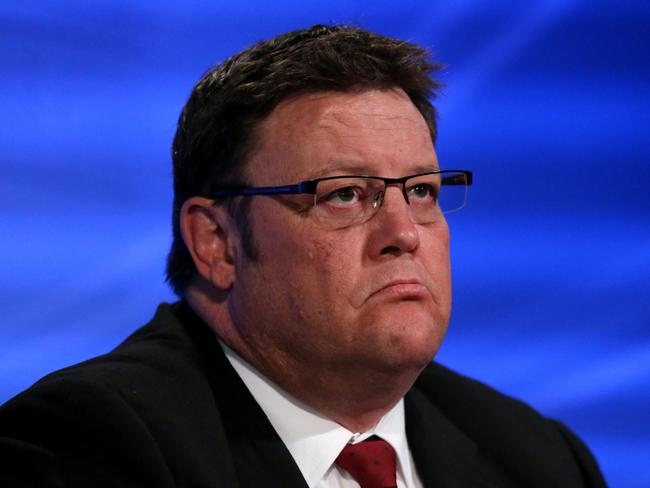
[312,172,468,229]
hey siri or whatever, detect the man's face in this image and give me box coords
[229,89,451,378]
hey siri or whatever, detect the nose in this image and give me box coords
[368,185,420,257]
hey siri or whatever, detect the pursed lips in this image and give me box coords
[366,278,432,302]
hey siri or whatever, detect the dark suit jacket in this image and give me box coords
[0,302,606,487]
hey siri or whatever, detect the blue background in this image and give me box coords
[1,1,648,486]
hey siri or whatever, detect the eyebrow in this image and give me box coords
[308,162,440,179]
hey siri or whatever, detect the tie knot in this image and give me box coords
[335,437,397,488]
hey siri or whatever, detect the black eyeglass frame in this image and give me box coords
[210,169,473,200]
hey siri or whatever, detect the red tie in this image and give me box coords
[335,437,397,488]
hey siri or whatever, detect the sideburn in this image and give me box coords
[228,197,261,263]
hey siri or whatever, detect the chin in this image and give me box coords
[397,338,441,367]
[380,326,444,371]
[357,303,448,367]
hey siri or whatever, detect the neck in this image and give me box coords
[185,286,425,433]
[229,337,421,432]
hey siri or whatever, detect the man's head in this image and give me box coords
[170,25,461,426]
[167,24,443,295]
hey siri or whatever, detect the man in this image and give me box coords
[0,25,606,487]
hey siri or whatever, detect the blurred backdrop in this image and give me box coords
[1,0,648,486]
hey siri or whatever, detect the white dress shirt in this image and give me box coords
[220,341,423,488]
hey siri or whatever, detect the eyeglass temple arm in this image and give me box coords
[211,181,319,198]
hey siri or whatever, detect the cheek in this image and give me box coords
[253,217,343,300]
[312,239,359,280]
[304,238,335,263]
[292,237,357,305]
[258,209,353,275]
[278,232,364,320]
[420,223,452,296]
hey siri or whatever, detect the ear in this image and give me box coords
[180,197,236,290]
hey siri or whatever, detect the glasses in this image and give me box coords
[211,169,473,229]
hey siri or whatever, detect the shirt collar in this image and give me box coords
[220,340,417,488]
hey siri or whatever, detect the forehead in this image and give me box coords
[246,89,436,182]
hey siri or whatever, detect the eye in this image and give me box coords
[323,186,362,206]
[407,183,437,202]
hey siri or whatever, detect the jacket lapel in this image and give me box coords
[406,387,505,488]
[179,303,309,488]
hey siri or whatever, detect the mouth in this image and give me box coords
[368,279,431,302]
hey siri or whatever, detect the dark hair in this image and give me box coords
[166,24,444,296]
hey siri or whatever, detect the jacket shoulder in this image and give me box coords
[0,302,237,487]
[410,362,607,487]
